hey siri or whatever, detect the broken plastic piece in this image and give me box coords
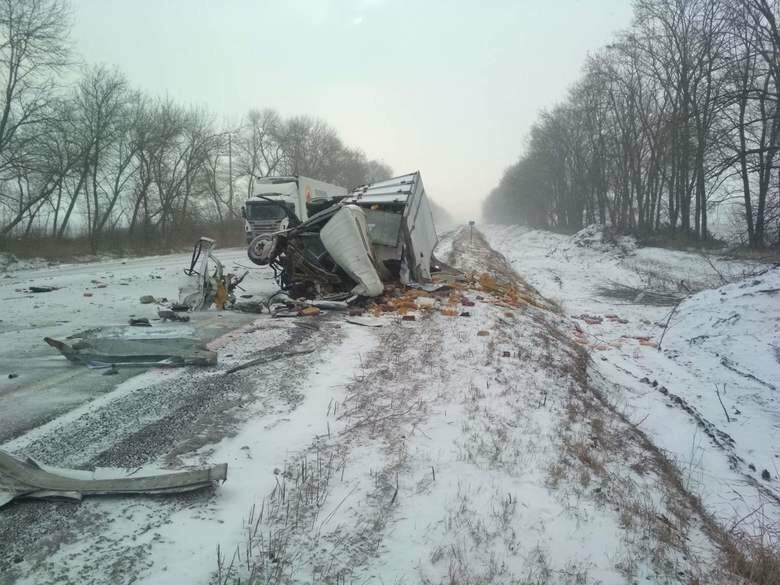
[0,449,227,508]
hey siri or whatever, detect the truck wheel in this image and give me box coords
[247,234,278,266]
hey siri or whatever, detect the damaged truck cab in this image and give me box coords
[242,176,347,243]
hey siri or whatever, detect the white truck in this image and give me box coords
[242,176,347,243]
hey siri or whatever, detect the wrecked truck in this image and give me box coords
[246,171,438,299]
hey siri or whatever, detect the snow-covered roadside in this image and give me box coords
[4,227,773,584]
[138,324,378,585]
[483,224,780,535]
[204,229,737,584]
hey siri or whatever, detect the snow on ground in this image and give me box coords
[484,224,780,536]
[0,253,52,273]
[1,227,773,584]
[0,246,278,441]
[183,231,733,583]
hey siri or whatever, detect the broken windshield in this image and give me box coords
[246,202,292,220]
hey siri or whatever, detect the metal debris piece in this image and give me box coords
[0,449,227,508]
[158,309,190,322]
[271,308,300,318]
[231,300,265,314]
[44,326,216,368]
[305,300,349,311]
[29,286,58,293]
[179,237,248,311]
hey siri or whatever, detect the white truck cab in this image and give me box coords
[243,176,347,242]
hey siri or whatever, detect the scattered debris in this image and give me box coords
[139,295,156,304]
[574,313,603,325]
[477,330,489,336]
[231,300,265,314]
[28,286,58,293]
[605,314,629,324]
[345,317,383,327]
[43,326,217,368]
[271,309,301,318]
[179,237,247,311]
[129,318,151,327]
[7,373,18,379]
[305,299,350,311]
[157,309,190,323]
[0,449,227,508]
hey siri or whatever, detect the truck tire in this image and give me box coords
[247,234,278,266]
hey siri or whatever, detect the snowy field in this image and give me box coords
[484,224,780,536]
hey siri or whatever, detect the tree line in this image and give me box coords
[0,0,391,252]
[483,0,780,248]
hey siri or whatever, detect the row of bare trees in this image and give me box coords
[484,0,779,248]
[0,0,391,251]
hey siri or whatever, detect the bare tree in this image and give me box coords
[0,0,71,234]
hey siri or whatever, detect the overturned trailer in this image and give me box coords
[247,171,438,298]
[346,171,438,283]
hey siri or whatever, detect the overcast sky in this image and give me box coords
[71,0,634,221]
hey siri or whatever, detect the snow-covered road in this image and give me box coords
[0,248,278,440]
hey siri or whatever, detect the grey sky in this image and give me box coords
[71,0,634,221]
